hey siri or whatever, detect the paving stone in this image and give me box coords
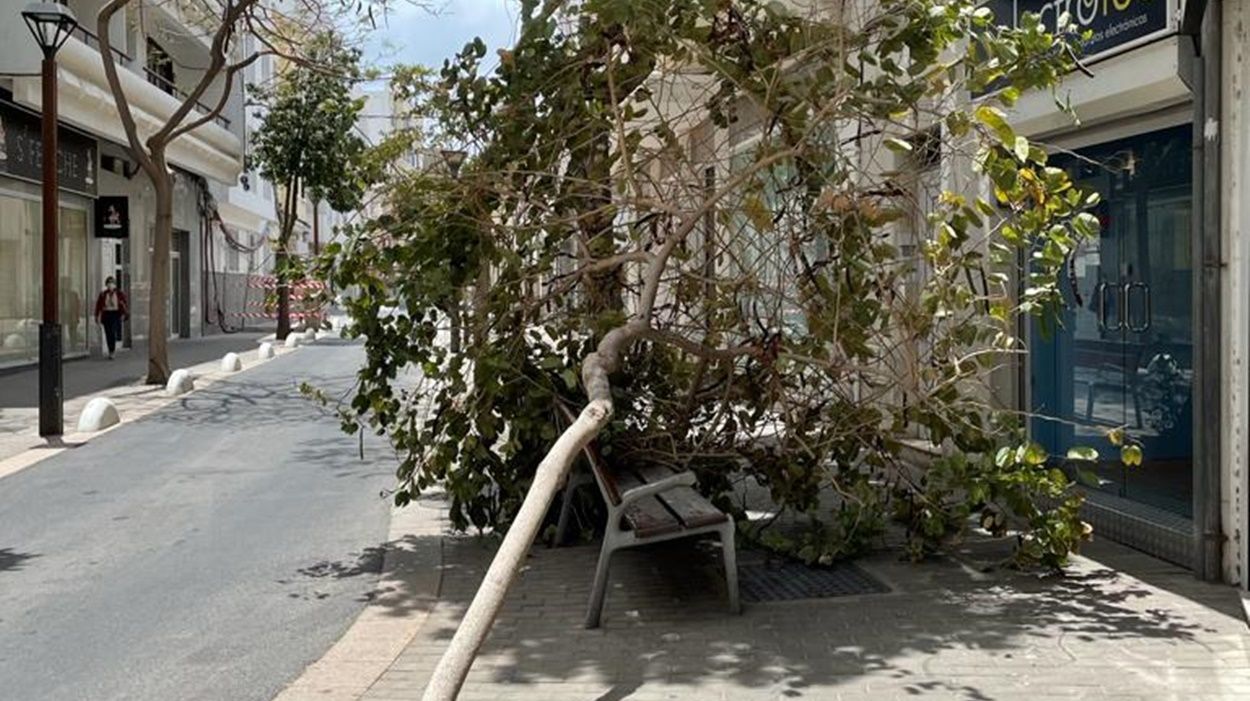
[288,490,1250,700]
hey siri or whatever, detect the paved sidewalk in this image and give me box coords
[0,332,282,471]
[0,332,268,408]
[281,502,1250,701]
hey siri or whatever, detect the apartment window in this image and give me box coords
[146,39,175,94]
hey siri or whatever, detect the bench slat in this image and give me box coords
[656,486,728,530]
[632,464,727,531]
[610,465,684,536]
[623,498,683,538]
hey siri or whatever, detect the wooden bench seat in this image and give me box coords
[554,405,740,628]
[612,464,729,538]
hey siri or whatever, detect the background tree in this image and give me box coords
[322,1,1106,696]
[95,0,365,381]
[250,31,372,340]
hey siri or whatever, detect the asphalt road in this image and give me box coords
[0,342,394,701]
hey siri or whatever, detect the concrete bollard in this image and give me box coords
[2,333,25,349]
[165,369,195,396]
[220,352,243,373]
[303,328,317,342]
[77,397,120,432]
[258,342,276,359]
[283,335,300,349]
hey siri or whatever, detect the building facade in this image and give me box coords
[962,0,1250,586]
[0,0,252,367]
[654,0,1249,587]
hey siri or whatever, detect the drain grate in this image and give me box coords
[739,561,889,603]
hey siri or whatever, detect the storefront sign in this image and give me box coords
[0,100,97,197]
[95,196,129,239]
[987,0,1174,63]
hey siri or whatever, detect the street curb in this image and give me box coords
[0,341,301,482]
[271,495,447,701]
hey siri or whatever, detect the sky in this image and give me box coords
[362,1,521,73]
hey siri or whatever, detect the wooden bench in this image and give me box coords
[554,407,740,628]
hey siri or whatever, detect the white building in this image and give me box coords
[0,0,266,366]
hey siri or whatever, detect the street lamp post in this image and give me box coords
[22,3,78,438]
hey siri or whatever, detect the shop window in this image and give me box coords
[0,192,89,367]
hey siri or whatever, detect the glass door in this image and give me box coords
[1032,164,1128,488]
[1033,124,1193,517]
[1120,135,1193,515]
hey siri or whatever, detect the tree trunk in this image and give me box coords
[276,247,291,339]
[275,183,297,339]
[147,167,174,384]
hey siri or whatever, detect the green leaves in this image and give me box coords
[1013,135,1030,163]
[323,0,1096,573]
[1065,446,1098,462]
[250,31,372,217]
[884,137,914,153]
[1121,444,1143,467]
[975,105,1015,148]
[1019,442,1048,466]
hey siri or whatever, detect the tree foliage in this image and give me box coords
[326,0,1105,570]
[95,0,371,381]
[250,31,372,337]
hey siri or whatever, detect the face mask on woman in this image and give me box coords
[106,281,115,291]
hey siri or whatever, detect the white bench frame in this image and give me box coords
[553,408,740,628]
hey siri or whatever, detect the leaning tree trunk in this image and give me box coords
[420,320,645,701]
[418,143,790,699]
[147,166,174,384]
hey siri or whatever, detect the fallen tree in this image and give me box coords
[323,1,1106,697]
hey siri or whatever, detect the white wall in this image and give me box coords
[1222,1,1250,588]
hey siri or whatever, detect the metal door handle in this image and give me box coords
[1097,282,1121,331]
[1126,282,1151,332]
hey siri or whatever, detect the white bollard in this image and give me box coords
[77,397,120,432]
[258,342,276,359]
[165,369,195,396]
[303,328,317,342]
[220,352,243,373]
[283,335,300,349]
[2,333,25,349]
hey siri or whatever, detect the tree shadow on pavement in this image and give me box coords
[295,545,387,580]
[363,531,1248,701]
[0,548,38,572]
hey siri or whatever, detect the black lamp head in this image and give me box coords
[440,148,468,177]
[22,2,79,58]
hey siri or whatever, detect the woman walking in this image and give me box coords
[93,277,129,360]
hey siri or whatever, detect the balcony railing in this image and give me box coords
[71,25,132,67]
[68,26,232,131]
[143,68,231,130]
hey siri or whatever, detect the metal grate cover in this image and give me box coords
[740,561,889,603]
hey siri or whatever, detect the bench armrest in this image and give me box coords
[618,471,696,509]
